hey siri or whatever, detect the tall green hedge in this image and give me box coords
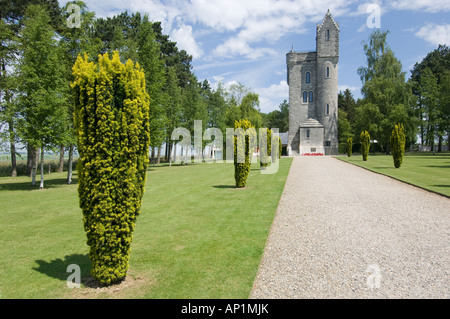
[347,137,353,157]
[361,131,370,161]
[278,136,282,159]
[234,119,255,188]
[260,128,271,169]
[390,123,406,168]
[72,51,150,285]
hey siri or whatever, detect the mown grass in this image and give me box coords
[0,158,292,299]
[336,152,450,197]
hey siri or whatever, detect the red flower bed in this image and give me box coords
[302,153,324,156]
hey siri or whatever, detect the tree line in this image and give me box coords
[1,2,448,182]
[0,0,274,182]
[338,31,449,154]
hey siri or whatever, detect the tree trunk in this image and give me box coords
[39,146,44,189]
[27,144,34,176]
[165,141,169,162]
[385,141,390,155]
[150,147,155,166]
[8,121,17,177]
[31,147,39,186]
[169,142,172,166]
[156,146,161,164]
[58,145,65,172]
[173,142,177,164]
[438,135,442,153]
[67,144,74,184]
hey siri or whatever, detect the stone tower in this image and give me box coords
[286,10,339,155]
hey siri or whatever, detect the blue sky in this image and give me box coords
[61,0,450,113]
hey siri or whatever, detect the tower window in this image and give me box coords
[326,67,330,78]
[326,104,330,115]
[326,30,330,41]
[325,141,331,147]
[309,91,314,103]
[306,72,310,83]
[303,91,308,103]
[306,129,310,139]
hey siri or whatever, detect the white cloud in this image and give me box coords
[62,0,351,60]
[256,81,289,113]
[415,24,450,46]
[170,24,204,59]
[390,0,450,12]
[213,37,278,60]
[189,0,350,59]
[338,85,360,94]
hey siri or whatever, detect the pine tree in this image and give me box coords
[72,51,150,285]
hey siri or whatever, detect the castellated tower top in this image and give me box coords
[316,9,339,58]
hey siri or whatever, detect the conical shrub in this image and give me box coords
[390,123,406,168]
[72,51,150,285]
[234,119,255,188]
[347,137,353,157]
[361,131,370,161]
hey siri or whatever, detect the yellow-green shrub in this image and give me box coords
[72,51,150,285]
[234,119,255,188]
[347,137,353,157]
[278,136,282,159]
[361,131,370,161]
[260,128,272,168]
[390,123,406,168]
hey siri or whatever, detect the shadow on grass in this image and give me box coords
[0,177,78,192]
[33,254,91,282]
[213,185,236,189]
[432,185,450,188]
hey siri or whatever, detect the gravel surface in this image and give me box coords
[250,156,449,299]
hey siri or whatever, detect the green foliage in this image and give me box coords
[338,109,353,142]
[361,131,370,161]
[260,128,272,168]
[279,136,282,159]
[16,5,68,149]
[137,15,167,150]
[72,51,150,285]
[390,123,406,168]
[234,119,255,188]
[356,30,417,151]
[347,137,353,157]
[264,100,289,132]
[225,83,262,130]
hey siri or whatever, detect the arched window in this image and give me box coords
[326,67,330,78]
[326,104,330,115]
[326,30,330,41]
[306,129,310,138]
[309,91,314,103]
[303,91,308,103]
[306,72,310,83]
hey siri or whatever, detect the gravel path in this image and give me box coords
[250,156,449,299]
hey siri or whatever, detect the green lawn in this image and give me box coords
[336,152,450,197]
[0,158,292,299]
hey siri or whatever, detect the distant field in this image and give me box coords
[0,153,78,177]
[336,152,450,197]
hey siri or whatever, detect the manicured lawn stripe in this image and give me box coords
[0,158,292,298]
[336,153,450,197]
